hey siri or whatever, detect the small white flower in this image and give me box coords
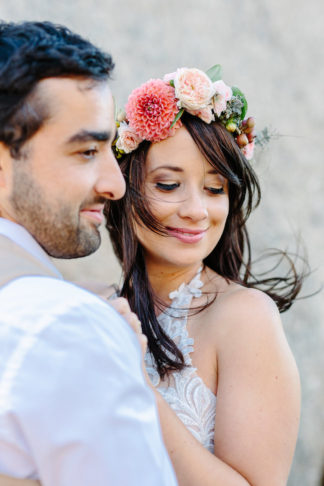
[212,80,232,117]
[116,122,142,154]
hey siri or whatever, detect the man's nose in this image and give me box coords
[95,150,126,201]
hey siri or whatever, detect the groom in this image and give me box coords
[0,21,176,486]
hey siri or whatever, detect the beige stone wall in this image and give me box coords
[1,1,323,484]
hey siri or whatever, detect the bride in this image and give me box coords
[105,66,303,485]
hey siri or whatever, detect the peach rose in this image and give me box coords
[116,122,142,153]
[174,68,216,111]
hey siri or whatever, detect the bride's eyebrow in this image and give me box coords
[148,165,183,174]
[206,168,221,175]
[206,169,226,180]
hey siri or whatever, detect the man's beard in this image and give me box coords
[10,168,103,259]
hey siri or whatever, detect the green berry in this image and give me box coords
[226,121,237,133]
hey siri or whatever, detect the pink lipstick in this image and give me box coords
[166,227,206,244]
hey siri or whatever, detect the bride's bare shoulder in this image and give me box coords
[203,270,281,338]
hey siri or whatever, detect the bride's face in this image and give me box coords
[135,126,229,271]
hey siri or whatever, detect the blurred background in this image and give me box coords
[0,1,323,484]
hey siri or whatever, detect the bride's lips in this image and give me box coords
[166,227,207,244]
[80,206,104,224]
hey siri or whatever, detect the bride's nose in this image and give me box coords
[178,188,208,221]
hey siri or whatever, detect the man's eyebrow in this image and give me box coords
[65,130,114,145]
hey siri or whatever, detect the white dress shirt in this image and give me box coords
[0,220,177,486]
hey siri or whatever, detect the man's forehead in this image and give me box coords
[21,77,115,148]
[36,76,111,99]
[32,76,113,127]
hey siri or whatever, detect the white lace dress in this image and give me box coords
[144,268,217,453]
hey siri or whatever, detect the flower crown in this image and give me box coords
[115,64,256,160]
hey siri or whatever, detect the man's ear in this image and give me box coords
[0,142,10,188]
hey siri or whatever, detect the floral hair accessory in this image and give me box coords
[115,64,256,160]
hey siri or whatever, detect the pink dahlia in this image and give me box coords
[125,79,180,142]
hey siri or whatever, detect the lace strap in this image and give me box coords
[146,266,204,379]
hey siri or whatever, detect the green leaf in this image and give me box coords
[206,64,222,82]
[170,108,184,128]
[232,86,248,120]
[169,79,175,88]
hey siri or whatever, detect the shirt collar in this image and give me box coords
[0,218,62,278]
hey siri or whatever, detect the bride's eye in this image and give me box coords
[155,182,180,191]
[207,186,225,195]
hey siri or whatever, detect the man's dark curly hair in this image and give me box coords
[0,21,114,158]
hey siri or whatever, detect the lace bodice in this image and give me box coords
[144,267,216,453]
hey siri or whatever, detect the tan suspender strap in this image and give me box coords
[0,235,59,289]
[0,475,40,486]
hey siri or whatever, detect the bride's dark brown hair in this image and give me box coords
[105,113,303,378]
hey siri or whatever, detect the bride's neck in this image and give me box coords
[146,261,203,304]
